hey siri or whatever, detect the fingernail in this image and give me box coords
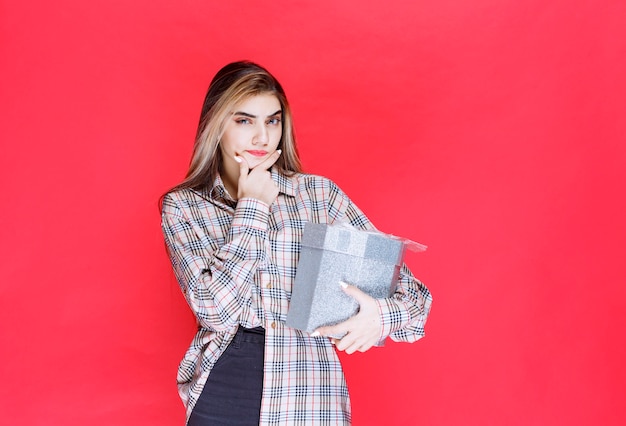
[311,331,320,337]
[339,281,348,289]
[234,155,242,163]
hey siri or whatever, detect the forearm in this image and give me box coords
[162,196,270,332]
[379,265,432,342]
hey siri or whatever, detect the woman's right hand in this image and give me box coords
[235,150,281,205]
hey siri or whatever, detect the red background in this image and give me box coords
[1,1,625,424]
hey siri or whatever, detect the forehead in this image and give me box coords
[233,93,281,115]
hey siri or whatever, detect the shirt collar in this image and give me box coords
[208,174,231,201]
[271,168,297,197]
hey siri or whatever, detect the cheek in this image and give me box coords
[218,137,229,155]
[271,128,283,145]
[219,132,239,153]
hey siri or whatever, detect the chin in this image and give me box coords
[245,155,265,165]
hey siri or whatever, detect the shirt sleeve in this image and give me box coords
[161,192,270,332]
[327,179,433,343]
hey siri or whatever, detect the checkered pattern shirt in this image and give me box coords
[161,170,432,425]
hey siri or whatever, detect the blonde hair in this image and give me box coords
[170,61,302,194]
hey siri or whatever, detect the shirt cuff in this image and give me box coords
[230,197,271,234]
[376,297,410,340]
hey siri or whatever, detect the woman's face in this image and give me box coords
[219,93,283,172]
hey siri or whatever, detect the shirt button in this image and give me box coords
[271,322,276,329]
[266,283,272,289]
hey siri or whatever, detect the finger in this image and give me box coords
[339,332,375,354]
[338,333,373,354]
[314,317,353,338]
[344,343,360,355]
[235,154,250,179]
[251,149,281,171]
[313,326,341,339]
[358,342,374,353]
[335,332,358,352]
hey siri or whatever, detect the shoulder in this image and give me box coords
[292,173,346,195]
[161,187,211,216]
[162,188,193,207]
[290,173,353,213]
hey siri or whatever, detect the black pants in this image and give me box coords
[187,327,265,426]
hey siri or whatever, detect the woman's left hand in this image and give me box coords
[313,283,382,354]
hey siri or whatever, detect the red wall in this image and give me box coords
[1,1,625,424]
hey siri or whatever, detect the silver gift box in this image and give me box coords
[286,222,406,333]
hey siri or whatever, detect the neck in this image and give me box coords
[221,175,238,200]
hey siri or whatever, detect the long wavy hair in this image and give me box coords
[167,61,302,195]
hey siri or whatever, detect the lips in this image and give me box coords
[246,150,268,157]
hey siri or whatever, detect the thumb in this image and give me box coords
[339,281,370,304]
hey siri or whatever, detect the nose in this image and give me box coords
[252,123,269,145]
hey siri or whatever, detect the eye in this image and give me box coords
[235,118,251,125]
[267,117,282,125]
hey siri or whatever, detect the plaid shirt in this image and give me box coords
[161,170,432,425]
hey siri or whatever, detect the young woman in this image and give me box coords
[161,61,432,425]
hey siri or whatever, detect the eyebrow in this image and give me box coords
[232,110,282,118]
